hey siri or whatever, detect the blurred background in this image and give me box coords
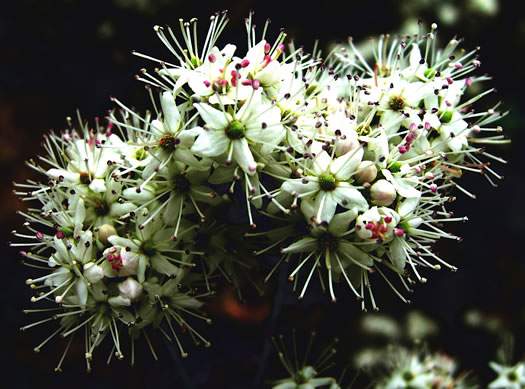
[1,0,523,387]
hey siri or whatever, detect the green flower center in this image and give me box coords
[173,174,191,193]
[389,161,402,173]
[98,303,110,315]
[319,173,337,191]
[140,240,157,257]
[402,371,414,382]
[423,68,436,79]
[226,120,246,139]
[389,96,405,111]
[318,233,338,251]
[507,371,518,382]
[398,221,411,234]
[440,110,453,123]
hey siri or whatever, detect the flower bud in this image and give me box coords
[334,137,357,157]
[355,162,377,184]
[97,224,117,245]
[370,179,397,206]
[118,278,143,302]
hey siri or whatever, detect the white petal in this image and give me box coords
[121,250,139,275]
[281,178,319,196]
[328,208,359,236]
[108,296,131,307]
[150,119,165,137]
[75,279,88,307]
[194,103,230,130]
[73,197,86,236]
[312,150,332,175]
[314,191,337,224]
[83,263,104,283]
[123,185,155,203]
[76,230,93,264]
[47,168,80,183]
[151,255,180,277]
[232,138,257,175]
[107,235,138,250]
[281,237,318,254]
[161,91,180,131]
[163,195,183,226]
[389,238,406,269]
[109,202,136,217]
[191,128,230,157]
[332,184,369,212]
[137,256,147,283]
[338,242,374,266]
[380,110,404,135]
[88,178,106,193]
[118,278,143,302]
[331,147,363,181]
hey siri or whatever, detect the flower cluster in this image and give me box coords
[13,11,508,368]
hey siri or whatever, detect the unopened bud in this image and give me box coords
[370,179,396,206]
[355,162,377,184]
[334,137,357,157]
[98,224,117,245]
[118,278,143,302]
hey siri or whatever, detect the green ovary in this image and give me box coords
[319,173,337,191]
[226,121,246,139]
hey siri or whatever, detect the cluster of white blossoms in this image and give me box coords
[13,11,508,368]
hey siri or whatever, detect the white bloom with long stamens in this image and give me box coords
[191,89,285,174]
[489,361,525,389]
[281,148,369,224]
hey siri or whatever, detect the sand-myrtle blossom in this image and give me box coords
[271,332,341,389]
[45,120,121,194]
[280,148,369,224]
[131,277,212,358]
[489,361,525,389]
[103,209,195,282]
[191,88,285,174]
[374,346,473,389]
[355,206,400,244]
[280,199,374,303]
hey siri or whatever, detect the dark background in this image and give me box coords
[1,0,524,387]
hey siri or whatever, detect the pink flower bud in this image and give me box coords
[370,179,396,207]
[118,278,143,302]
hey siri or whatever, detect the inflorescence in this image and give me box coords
[12,11,509,369]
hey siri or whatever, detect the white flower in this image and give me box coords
[191,89,284,175]
[281,199,374,302]
[489,361,525,389]
[355,206,400,243]
[281,148,369,224]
